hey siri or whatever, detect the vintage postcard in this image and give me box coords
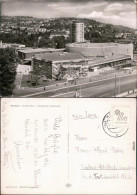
[1,98,136,194]
[0,0,137,97]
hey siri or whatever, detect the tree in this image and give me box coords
[0,48,18,96]
[53,36,66,48]
[38,34,56,48]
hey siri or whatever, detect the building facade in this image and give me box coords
[32,52,87,80]
[66,42,134,59]
[70,21,84,43]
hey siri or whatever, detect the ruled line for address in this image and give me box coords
[81,169,134,171]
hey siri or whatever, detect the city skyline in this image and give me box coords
[1,0,136,29]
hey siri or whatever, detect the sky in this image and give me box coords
[1,0,136,29]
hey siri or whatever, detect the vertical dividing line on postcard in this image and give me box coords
[67,104,70,181]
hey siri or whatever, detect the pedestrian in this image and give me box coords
[133,86,136,93]
[44,87,46,90]
[75,90,78,97]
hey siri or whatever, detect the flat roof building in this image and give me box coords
[87,55,131,67]
[35,52,86,62]
[32,51,132,80]
[32,52,87,80]
[18,48,65,59]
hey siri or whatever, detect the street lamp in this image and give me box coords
[114,74,117,97]
[79,85,82,97]
[118,76,120,95]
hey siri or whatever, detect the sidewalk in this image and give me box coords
[116,89,137,97]
[126,93,137,97]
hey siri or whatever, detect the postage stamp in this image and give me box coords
[111,106,130,127]
[102,106,130,138]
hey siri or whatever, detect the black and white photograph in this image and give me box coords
[0,0,137,97]
[1,1,136,194]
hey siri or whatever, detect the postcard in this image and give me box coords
[1,98,136,194]
[0,0,137,98]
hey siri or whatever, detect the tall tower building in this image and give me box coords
[134,0,137,33]
[70,21,84,43]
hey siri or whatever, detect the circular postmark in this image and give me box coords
[102,112,128,138]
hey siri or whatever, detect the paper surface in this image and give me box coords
[1,98,136,194]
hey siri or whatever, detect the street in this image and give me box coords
[21,73,137,98]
